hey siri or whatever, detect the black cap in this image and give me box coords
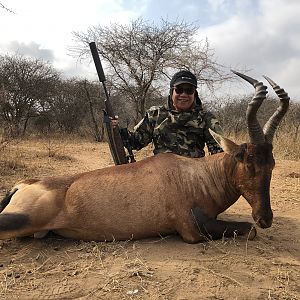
[170,70,197,88]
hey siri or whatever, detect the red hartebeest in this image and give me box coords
[0,71,289,243]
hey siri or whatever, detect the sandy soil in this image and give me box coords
[0,139,299,300]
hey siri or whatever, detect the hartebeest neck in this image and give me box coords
[176,153,241,217]
[206,153,242,214]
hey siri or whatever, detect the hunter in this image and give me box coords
[113,70,224,157]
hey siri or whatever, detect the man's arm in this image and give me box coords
[119,110,156,151]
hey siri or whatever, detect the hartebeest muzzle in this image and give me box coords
[253,209,273,229]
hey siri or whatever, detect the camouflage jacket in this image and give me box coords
[127,105,224,158]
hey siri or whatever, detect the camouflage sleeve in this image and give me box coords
[125,109,156,150]
[204,111,224,155]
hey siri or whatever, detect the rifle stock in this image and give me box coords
[89,42,128,165]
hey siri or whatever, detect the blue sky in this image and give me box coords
[1,0,299,100]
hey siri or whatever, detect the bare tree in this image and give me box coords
[0,54,59,137]
[70,18,230,122]
[47,79,89,134]
[283,101,300,142]
[82,80,105,141]
[0,2,14,13]
[214,96,250,138]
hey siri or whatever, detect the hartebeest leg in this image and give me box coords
[0,191,31,239]
[0,186,62,240]
[0,213,30,232]
[0,190,29,238]
[191,207,257,241]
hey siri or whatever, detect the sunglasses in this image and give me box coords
[173,86,195,95]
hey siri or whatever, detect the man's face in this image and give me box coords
[171,83,195,112]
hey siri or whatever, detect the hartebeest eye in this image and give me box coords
[235,152,244,162]
[234,144,247,162]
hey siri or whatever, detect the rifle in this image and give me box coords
[89,41,135,165]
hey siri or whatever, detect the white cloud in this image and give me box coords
[196,0,300,99]
[5,41,54,62]
[1,0,299,100]
[0,0,142,79]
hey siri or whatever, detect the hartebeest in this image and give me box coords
[0,71,289,243]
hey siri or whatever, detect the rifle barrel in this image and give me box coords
[89,42,106,82]
[89,42,114,117]
[89,41,128,165]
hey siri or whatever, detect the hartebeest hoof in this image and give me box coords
[237,224,257,240]
[191,207,257,241]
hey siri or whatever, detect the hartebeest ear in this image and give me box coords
[209,129,239,153]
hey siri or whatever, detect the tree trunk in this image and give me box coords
[84,81,103,142]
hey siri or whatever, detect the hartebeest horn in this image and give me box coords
[231,70,267,144]
[262,76,290,144]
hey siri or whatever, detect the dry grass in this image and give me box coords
[1,234,299,300]
[0,135,153,192]
[227,131,300,161]
[0,237,156,299]
[0,135,299,299]
[273,134,300,161]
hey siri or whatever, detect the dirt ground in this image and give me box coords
[0,139,299,300]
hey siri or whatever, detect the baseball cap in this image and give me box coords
[170,70,197,88]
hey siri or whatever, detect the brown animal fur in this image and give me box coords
[0,136,271,243]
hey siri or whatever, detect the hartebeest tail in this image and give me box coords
[0,72,289,243]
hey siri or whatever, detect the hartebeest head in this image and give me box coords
[213,71,290,229]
